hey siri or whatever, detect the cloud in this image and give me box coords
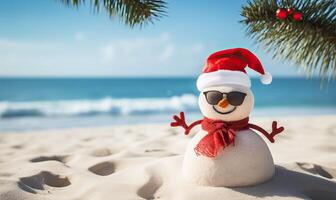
[99,33,206,76]
[101,44,116,63]
[74,32,86,41]
[158,44,175,61]
[101,33,174,64]
[0,33,207,77]
[0,39,58,49]
[0,38,97,76]
[191,43,204,54]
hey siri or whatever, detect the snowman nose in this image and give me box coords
[218,98,229,108]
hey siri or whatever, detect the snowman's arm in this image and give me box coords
[170,112,203,135]
[185,120,203,135]
[248,121,284,143]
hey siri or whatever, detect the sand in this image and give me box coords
[0,115,336,200]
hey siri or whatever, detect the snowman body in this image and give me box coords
[182,128,275,187]
[180,84,276,187]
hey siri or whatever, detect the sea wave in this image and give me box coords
[0,94,198,119]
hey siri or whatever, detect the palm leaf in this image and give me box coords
[241,0,336,78]
[58,0,167,27]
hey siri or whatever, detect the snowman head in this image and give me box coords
[198,84,254,121]
[196,48,272,121]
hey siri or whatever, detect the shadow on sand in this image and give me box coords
[232,165,336,199]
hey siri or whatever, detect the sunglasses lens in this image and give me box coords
[204,91,223,105]
[227,91,246,106]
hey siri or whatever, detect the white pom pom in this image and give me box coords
[261,72,272,84]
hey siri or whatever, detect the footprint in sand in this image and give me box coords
[11,144,24,149]
[0,172,13,177]
[327,125,336,136]
[137,173,163,200]
[144,149,178,157]
[297,162,336,179]
[82,137,93,142]
[316,145,336,152]
[88,161,115,176]
[90,148,113,157]
[18,171,71,193]
[30,155,70,164]
[168,129,178,136]
[144,149,164,153]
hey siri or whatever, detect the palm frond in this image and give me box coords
[58,0,167,27]
[241,0,336,78]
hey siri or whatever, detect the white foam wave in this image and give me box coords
[0,94,198,118]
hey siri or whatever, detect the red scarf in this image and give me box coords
[194,117,249,158]
[170,112,284,158]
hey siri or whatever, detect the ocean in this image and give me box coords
[0,77,335,132]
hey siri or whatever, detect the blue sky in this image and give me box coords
[0,0,302,77]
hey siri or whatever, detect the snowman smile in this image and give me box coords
[212,106,236,114]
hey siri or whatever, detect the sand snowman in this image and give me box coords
[171,48,284,187]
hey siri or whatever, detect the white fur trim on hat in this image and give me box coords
[260,72,272,84]
[196,70,251,91]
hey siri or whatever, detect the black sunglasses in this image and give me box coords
[203,90,247,106]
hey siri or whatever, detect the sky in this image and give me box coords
[0,0,303,77]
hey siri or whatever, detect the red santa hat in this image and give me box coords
[196,48,272,91]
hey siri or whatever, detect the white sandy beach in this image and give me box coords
[0,115,336,200]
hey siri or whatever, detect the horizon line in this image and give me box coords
[0,75,313,79]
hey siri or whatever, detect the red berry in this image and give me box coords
[287,8,294,15]
[293,11,303,21]
[276,8,287,20]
